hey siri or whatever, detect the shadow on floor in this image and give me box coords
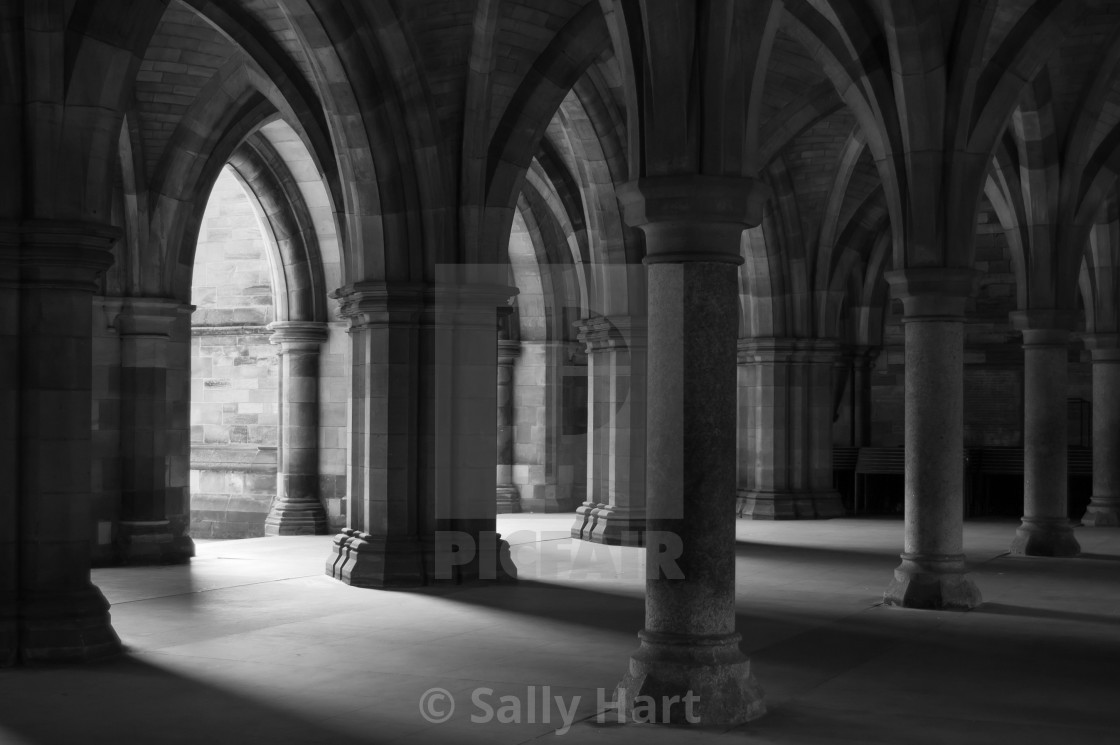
[972,602,1119,626]
[1076,552,1120,562]
[0,655,353,745]
[734,539,899,567]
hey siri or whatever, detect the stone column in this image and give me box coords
[265,321,329,535]
[737,338,845,519]
[115,298,196,564]
[0,227,17,665]
[851,346,879,446]
[3,222,122,662]
[571,315,647,545]
[1082,335,1120,526]
[1009,312,1080,556]
[326,283,427,587]
[882,268,981,610]
[424,277,519,582]
[496,337,521,513]
[325,280,517,587]
[614,176,768,726]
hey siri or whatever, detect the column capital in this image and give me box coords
[0,219,118,290]
[268,320,329,348]
[497,339,521,364]
[116,297,187,338]
[1082,333,1120,362]
[331,280,518,330]
[330,281,427,329]
[1018,327,1071,348]
[428,281,519,321]
[575,314,648,353]
[737,337,842,365]
[617,175,770,265]
[884,267,978,320]
[1010,310,1075,347]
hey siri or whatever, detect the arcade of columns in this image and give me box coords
[3,0,1120,728]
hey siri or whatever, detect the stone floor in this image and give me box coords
[1,515,1118,744]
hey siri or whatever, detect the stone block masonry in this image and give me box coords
[189,169,280,538]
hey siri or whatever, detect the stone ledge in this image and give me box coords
[190,445,277,472]
[191,325,271,337]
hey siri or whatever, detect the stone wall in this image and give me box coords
[189,168,280,538]
[318,321,349,530]
[511,341,586,512]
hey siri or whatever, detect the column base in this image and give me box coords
[883,555,982,610]
[571,502,645,545]
[116,522,195,565]
[1081,498,1120,527]
[326,530,426,587]
[18,586,122,664]
[264,502,328,536]
[737,490,845,519]
[496,484,522,514]
[1010,517,1081,557]
[325,529,518,587]
[427,530,518,584]
[616,630,765,726]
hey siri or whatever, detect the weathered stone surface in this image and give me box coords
[882,269,981,610]
[1010,518,1081,558]
[884,560,983,611]
[115,297,195,566]
[620,175,770,725]
[571,315,647,544]
[1009,320,1080,557]
[325,279,517,587]
[496,338,522,514]
[265,321,330,536]
[617,631,765,725]
[1083,339,1120,527]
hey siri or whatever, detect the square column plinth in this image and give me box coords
[2,223,123,664]
[324,278,518,587]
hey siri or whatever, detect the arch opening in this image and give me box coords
[189,166,282,539]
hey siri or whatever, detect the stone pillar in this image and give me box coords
[571,315,647,545]
[614,176,768,726]
[737,338,845,519]
[425,277,519,582]
[882,269,981,610]
[0,227,17,665]
[1083,335,1120,526]
[1,222,122,663]
[326,284,425,587]
[1009,313,1080,556]
[851,346,878,446]
[115,298,196,564]
[265,321,329,535]
[496,338,521,514]
[325,280,517,587]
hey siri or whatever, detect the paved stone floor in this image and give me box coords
[1,515,1118,744]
